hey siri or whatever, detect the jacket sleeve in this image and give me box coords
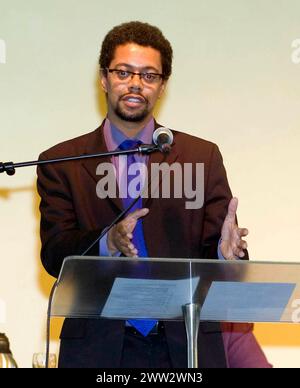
[37,152,102,278]
[200,144,248,260]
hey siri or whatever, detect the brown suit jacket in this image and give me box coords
[37,121,233,367]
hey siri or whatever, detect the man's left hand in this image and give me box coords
[220,197,249,260]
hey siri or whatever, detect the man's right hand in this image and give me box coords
[107,208,149,257]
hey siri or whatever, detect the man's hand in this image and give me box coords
[220,197,249,260]
[107,208,149,257]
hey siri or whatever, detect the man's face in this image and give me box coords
[101,43,166,125]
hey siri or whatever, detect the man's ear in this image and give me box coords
[158,80,167,98]
[100,70,108,93]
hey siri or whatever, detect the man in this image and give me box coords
[37,21,271,368]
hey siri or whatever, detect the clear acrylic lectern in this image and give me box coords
[50,256,300,368]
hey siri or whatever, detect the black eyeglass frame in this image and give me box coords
[102,68,165,83]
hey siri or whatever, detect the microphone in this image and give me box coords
[153,127,173,153]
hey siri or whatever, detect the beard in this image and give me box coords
[114,100,150,123]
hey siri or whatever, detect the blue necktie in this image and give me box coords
[118,139,157,336]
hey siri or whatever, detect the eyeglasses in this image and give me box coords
[105,68,164,85]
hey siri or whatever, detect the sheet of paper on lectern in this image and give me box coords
[101,277,200,319]
[201,281,296,322]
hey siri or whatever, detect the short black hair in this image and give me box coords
[99,21,173,80]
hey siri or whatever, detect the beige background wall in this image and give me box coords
[0,0,300,367]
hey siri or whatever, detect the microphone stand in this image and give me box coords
[0,144,158,175]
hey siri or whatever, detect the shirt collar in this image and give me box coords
[103,117,155,152]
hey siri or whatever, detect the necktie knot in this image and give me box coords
[118,139,142,151]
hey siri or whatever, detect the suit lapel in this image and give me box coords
[81,122,123,211]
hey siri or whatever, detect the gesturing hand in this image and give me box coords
[220,197,249,260]
[107,208,149,257]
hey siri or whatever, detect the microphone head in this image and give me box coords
[152,127,173,153]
